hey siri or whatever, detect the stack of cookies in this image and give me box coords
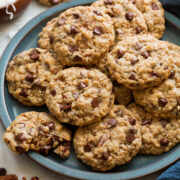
[4,0,180,172]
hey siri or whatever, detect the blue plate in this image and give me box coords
[0,1,180,179]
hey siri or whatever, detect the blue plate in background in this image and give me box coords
[0,0,180,179]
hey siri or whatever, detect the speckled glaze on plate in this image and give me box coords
[0,1,179,179]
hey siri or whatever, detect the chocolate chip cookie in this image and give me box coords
[133,43,180,118]
[128,103,180,154]
[73,105,142,171]
[38,0,70,6]
[45,67,114,126]
[52,6,115,66]
[92,0,147,41]
[6,48,62,106]
[3,112,71,158]
[107,35,172,89]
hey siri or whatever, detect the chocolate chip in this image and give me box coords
[25,73,34,83]
[160,137,169,146]
[126,133,135,143]
[141,51,150,58]
[129,128,137,134]
[117,49,125,58]
[15,146,25,153]
[57,17,66,26]
[104,0,113,5]
[129,73,137,80]
[31,177,39,180]
[78,82,87,90]
[141,119,151,125]
[51,90,56,96]
[107,118,116,128]
[94,10,101,15]
[150,71,159,77]
[115,110,123,117]
[73,13,80,18]
[73,55,82,61]
[50,36,54,44]
[135,42,143,50]
[15,133,26,141]
[19,89,28,97]
[30,49,39,60]
[68,45,78,53]
[93,26,103,35]
[177,97,180,105]
[152,3,160,10]
[41,86,47,91]
[84,144,92,152]
[169,71,175,79]
[129,118,136,125]
[131,59,139,65]
[101,152,110,160]
[91,98,100,107]
[60,103,72,111]
[50,0,59,5]
[99,134,109,145]
[0,168,7,176]
[40,145,51,155]
[43,122,55,131]
[70,25,78,34]
[125,12,134,21]
[136,26,143,34]
[158,98,168,107]
[160,119,168,127]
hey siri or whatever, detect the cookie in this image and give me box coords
[130,0,165,39]
[38,17,58,51]
[107,35,172,89]
[45,67,114,126]
[3,112,71,158]
[133,43,180,118]
[92,0,147,41]
[52,6,115,66]
[6,48,62,106]
[113,82,133,106]
[73,105,141,171]
[128,103,180,154]
[38,0,70,6]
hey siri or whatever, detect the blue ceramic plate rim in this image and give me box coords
[0,1,180,179]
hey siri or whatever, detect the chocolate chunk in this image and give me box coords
[160,137,169,146]
[160,119,168,127]
[125,12,134,21]
[50,0,59,5]
[94,26,103,35]
[60,103,72,111]
[57,17,66,26]
[131,59,139,65]
[177,97,180,105]
[150,71,159,77]
[31,177,39,180]
[15,133,26,141]
[135,42,143,50]
[41,86,47,91]
[70,25,78,34]
[51,90,56,96]
[129,118,136,125]
[94,10,102,15]
[169,71,175,79]
[126,133,135,143]
[141,119,151,125]
[0,168,7,176]
[78,82,87,90]
[104,0,113,5]
[107,118,116,128]
[115,110,123,117]
[19,89,28,97]
[73,13,80,18]
[30,49,39,60]
[129,128,137,134]
[141,51,150,58]
[40,145,51,155]
[129,73,137,80]
[15,146,25,153]
[117,49,125,58]
[91,98,100,107]
[84,144,92,152]
[158,98,168,107]
[25,73,34,83]
[49,36,54,44]
[136,26,143,34]
[43,122,55,131]
[68,45,78,53]
[73,55,82,61]
[152,3,160,10]
[99,134,109,145]
[101,152,110,160]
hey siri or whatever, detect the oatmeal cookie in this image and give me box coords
[73,105,142,171]
[3,112,71,158]
[45,67,114,126]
